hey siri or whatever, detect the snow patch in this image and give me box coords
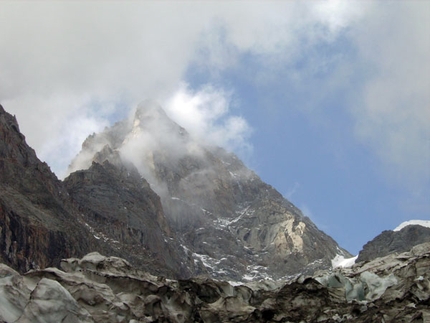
[393,219,430,231]
[213,206,255,231]
[229,171,238,178]
[81,218,120,246]
[243,265,270,281]
[193,253,214,269]
[192,252,228,271]
[332,254,358,269]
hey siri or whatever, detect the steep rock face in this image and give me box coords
[357,224,430,263]
[0,105,100,272]
[0,104,187,278]
[69,101,350,280]
[1,243,429,323]
[64,158,191,278]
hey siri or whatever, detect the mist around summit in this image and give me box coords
[0,2,429,321]
[60,100,350,281]
[1,96,430,322]
[69,98,250,198]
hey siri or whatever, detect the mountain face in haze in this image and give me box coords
[67,100,351,280]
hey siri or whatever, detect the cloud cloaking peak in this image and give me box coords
[164,84,252,158]
[0,1,428,191]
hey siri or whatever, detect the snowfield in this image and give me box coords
[331,254,358,269]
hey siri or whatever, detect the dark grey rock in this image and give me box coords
[357,225,430,263]
[0,105,101,272]
[64,159,191,278]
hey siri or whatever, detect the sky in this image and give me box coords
[0,1,429,255]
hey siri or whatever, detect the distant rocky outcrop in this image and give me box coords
[357,224,430,263]
[1,243,429,323]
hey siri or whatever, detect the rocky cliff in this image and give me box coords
[0,105,186,278]
[63,159,190,277]
[1,242,429,323]
[67,100,351,280]
[0,104,100,272]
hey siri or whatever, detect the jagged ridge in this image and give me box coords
[1,102,350,281]
[67,100,351,280]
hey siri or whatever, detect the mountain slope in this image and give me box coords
[0,104,100,272]
[68,100,351,280]
[64,158,191,277]
[0,104,186,278]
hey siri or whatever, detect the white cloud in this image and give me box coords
[0,2,353,164]
[0,2,205,175]
[351,2,430,185]
[0,0,427,189]
[311,0,367,35]
[164,84,252,157]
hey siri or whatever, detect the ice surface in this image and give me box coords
[0,265,29,323]
[0,269,92,323]
[360,271,397,301]
[317,270,398,302]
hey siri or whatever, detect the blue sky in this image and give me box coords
[1,1,429,254]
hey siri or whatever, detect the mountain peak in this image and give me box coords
[135,100,167,122]
[65,102,350,280]
[131,100,188,139]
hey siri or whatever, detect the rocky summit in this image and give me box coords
[66,100,350,280]
[1,242,429,323]
[1,102,349,280]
